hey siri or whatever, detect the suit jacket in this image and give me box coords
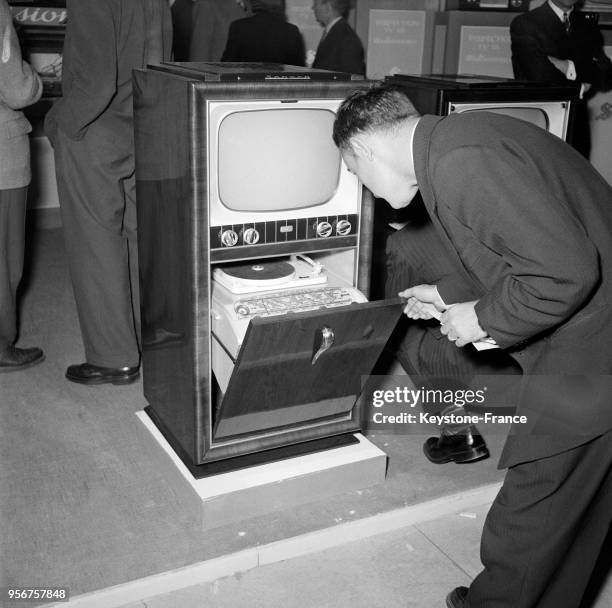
[312,18,365,75]
[412,112,612,467]
[222,11,304,65]
[45,0,172,148]
[0,0,41,188]
[510,3,612,90]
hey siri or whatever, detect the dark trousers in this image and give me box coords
[53,128,140,368]
[0,186,27,352]
[383,204,521,414]
[468,428,612,607]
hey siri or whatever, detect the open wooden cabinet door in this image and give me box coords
[214,298,404,440]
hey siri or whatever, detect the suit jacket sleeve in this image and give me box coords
[56,0,118,140]
[0,10,42,109]
[432,146,600,348]
[575,26,612,91]
[510,17,567,83]
[386,223,478,304]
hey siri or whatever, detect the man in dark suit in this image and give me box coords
[334,84,612,608]
[312,0,365,75]
[45,0,172,385]
[510,0,612,157]
[222,0,304,65]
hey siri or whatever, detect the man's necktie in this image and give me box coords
[563,12,571,33]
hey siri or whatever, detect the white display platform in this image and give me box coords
[136,411,388,530]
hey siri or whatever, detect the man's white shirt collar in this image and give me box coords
[548,1,573,22]
[324,16,342,37]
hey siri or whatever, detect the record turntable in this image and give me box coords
[212,254,327,294]
[210,255,367,392]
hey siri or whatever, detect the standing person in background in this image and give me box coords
[510,0,612,157]
[222,0,304,65]
[170,0,194,61]
[189,0,250,62]
[0,0,44,372]
[45,0,172,385]
[312,0,365,75]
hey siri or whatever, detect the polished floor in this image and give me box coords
[2,226,610,607]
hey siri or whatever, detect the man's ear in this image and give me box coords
[351,136,374,162]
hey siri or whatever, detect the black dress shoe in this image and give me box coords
[66,362,140,385]
[424,426,490,464]
[446,586,469,608]
[0,346,45,373]
[0,345,45,373]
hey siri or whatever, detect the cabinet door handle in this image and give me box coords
[312,325,334,365]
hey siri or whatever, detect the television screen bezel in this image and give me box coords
[207,98,362,227]
[446,98,572,140]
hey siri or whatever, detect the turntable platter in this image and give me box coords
[216,261,296,287]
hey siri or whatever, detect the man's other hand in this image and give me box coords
[399,284,446,320]
[439,301,488,347]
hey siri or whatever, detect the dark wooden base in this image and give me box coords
[144,406,359,479]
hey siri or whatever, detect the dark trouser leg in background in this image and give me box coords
[0,187,27,351]
[0,187,45,371]
[54,129,140,370]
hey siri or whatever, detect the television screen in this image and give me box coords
[217,108,341,212]
[448,100,570,140]
[459,106,548,130]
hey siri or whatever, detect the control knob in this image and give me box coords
[335,219,352,236]
[221,229,238,247]
[235,304,250,318]
[242,227,260,245]
[316,221,333,238]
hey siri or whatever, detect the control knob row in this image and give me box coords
[220,227,260,247]
[220,219,352,247]
[315,218,352,238]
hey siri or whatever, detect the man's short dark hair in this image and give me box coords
[333,84,421,150]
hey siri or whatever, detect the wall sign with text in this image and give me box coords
[11,6,67,26]
[367,9,428,80]
[458,25,513,78]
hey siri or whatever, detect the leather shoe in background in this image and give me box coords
[66,362,140,385]
[424,426,490,464]
[0,345,45,372]
[446,586,469,608]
